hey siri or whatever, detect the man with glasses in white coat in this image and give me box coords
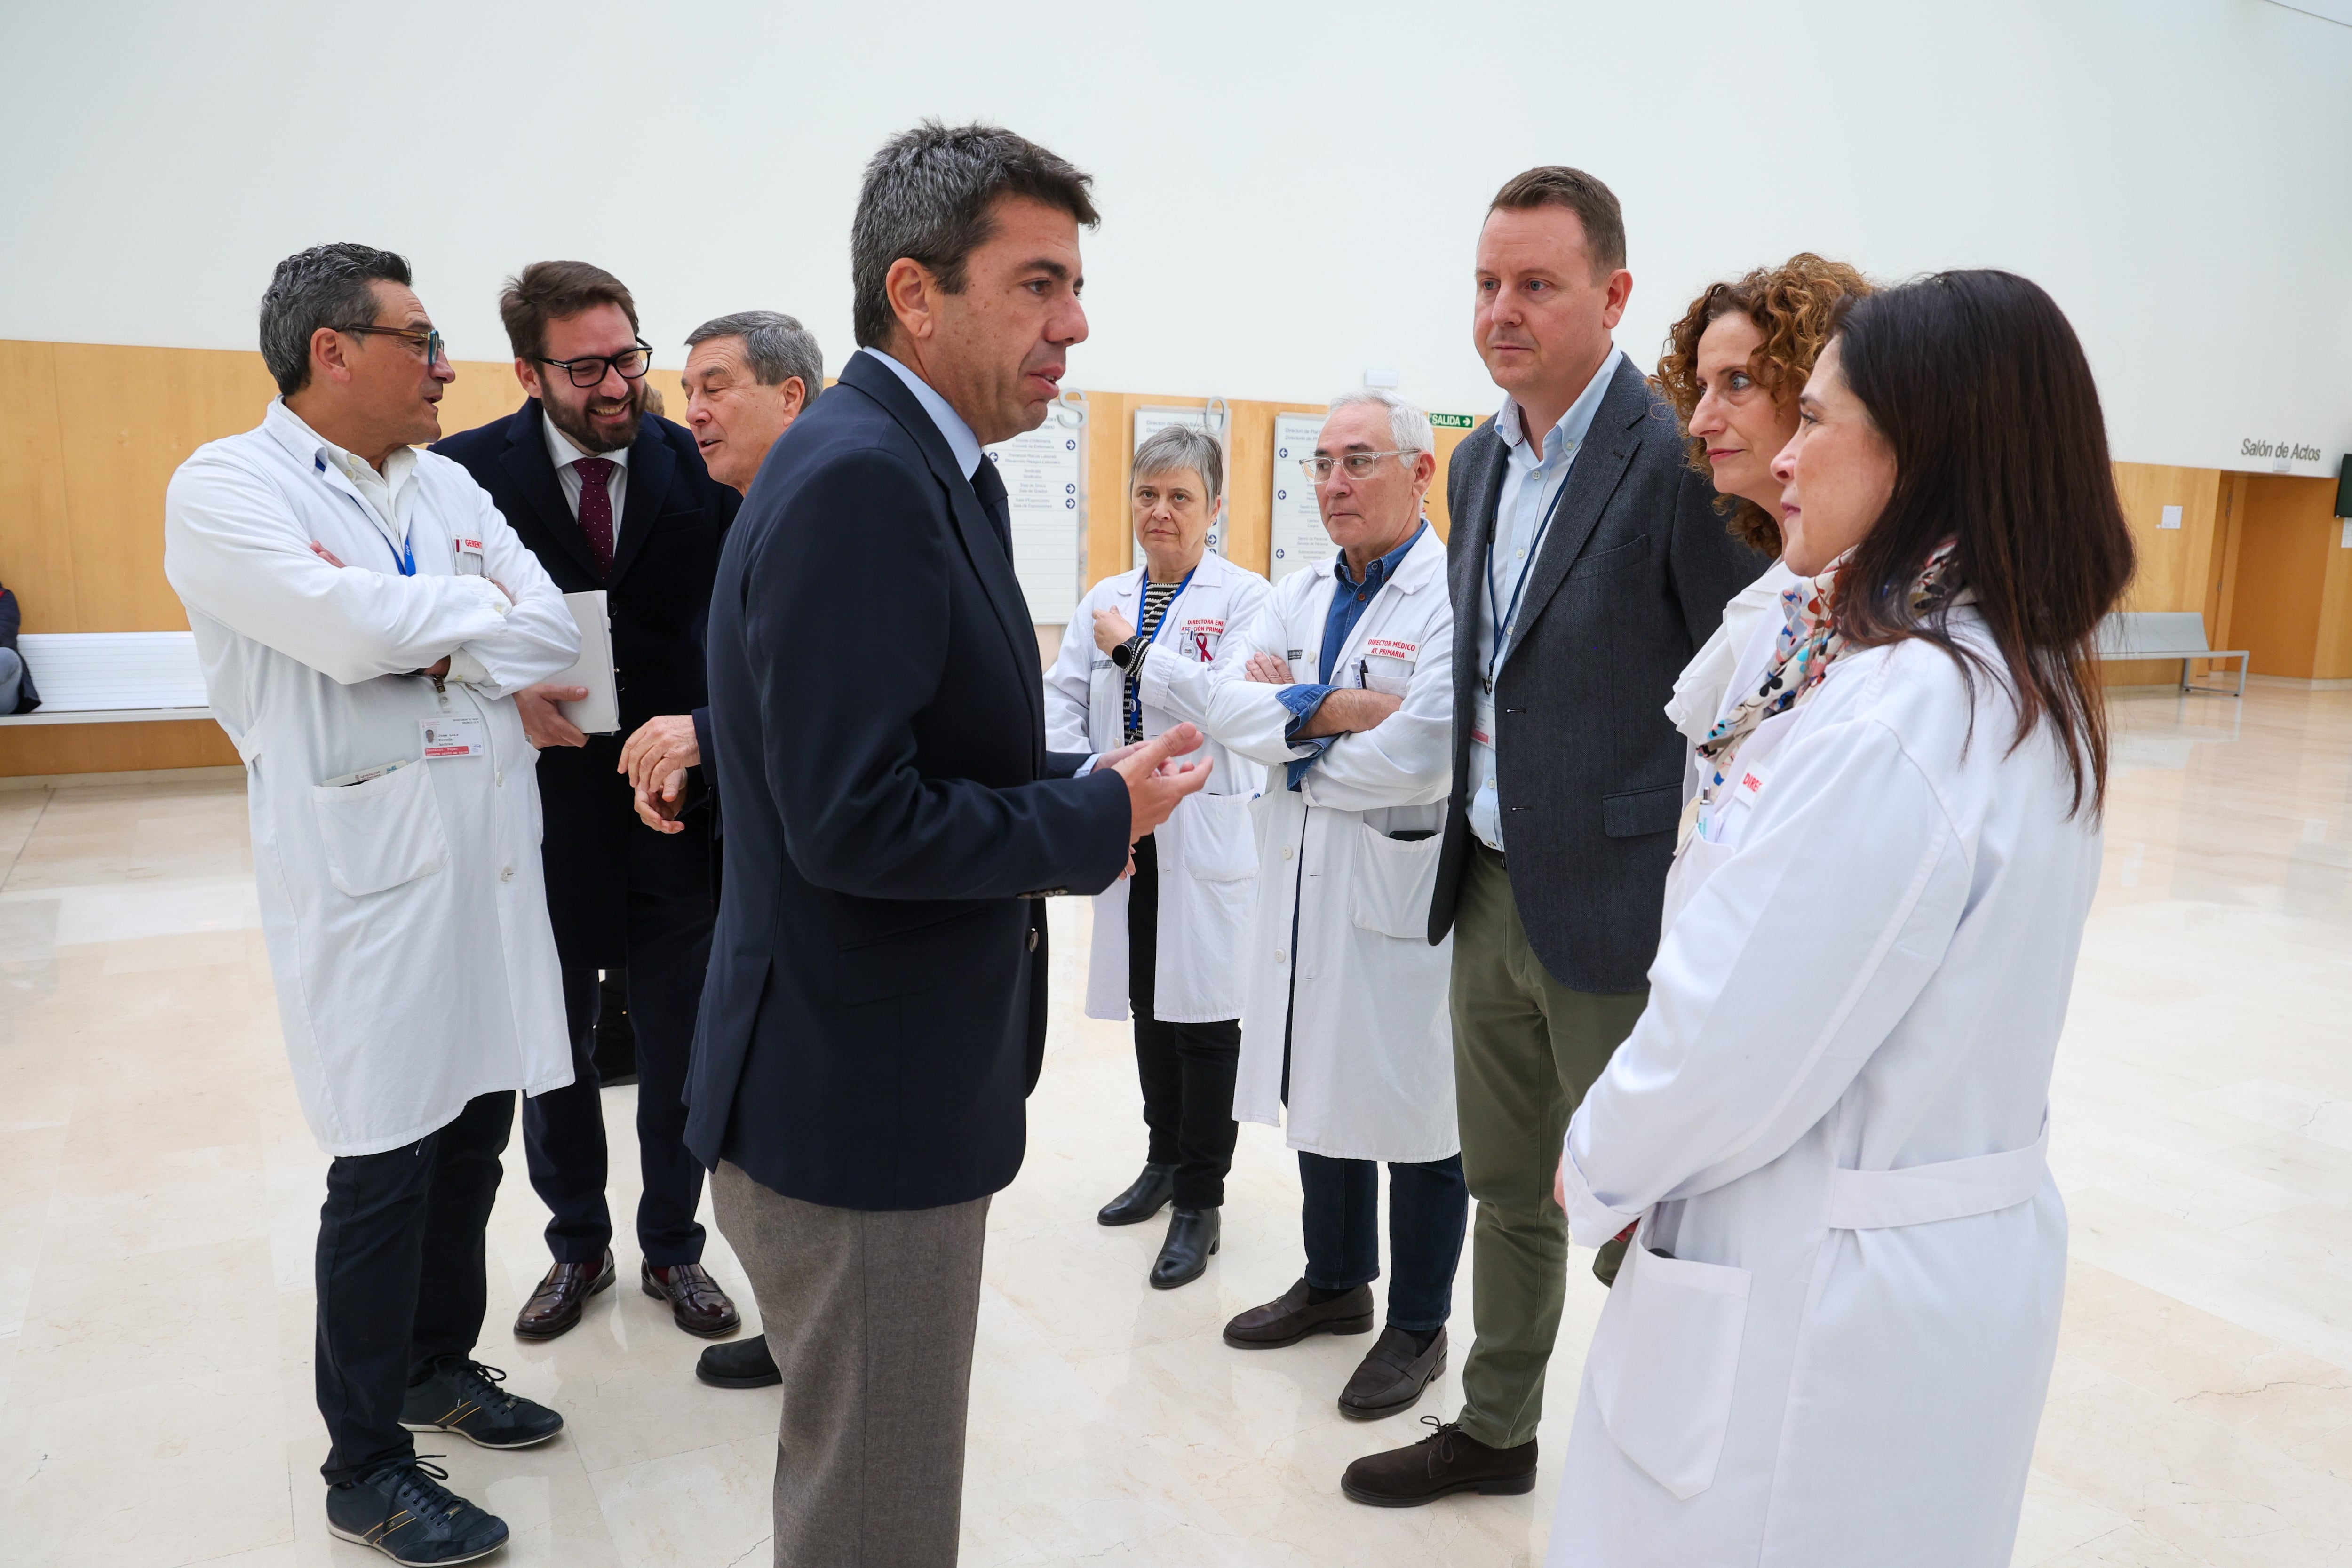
[165,243,580,1566]
[1145,391,1469,1436]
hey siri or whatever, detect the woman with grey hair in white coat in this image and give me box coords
[1045,422,1270,1289]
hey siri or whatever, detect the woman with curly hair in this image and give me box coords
[1654,254,1871,746]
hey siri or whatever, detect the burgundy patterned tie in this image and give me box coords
[574,456,616,578]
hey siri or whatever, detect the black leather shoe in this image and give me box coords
[513,1249,615,1340]
[1098,1162,1176,1226]
[326,1457,508,1564]
[643,1260,741,1338]
[1224,1278,1375,1348]
[1338,1326,1447,1420]
[697,1334,782,1389]
[1148,1206,1220,1290]
[1341,1415,1538,1507]
[401,1359,564,1449]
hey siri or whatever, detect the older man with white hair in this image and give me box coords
[1144,390,1466,1433]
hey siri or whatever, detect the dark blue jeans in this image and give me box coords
[1296,1149,1469,1334]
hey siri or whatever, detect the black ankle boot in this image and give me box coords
[1149,1206,1221,1289]
[1098,1162,1176,1226]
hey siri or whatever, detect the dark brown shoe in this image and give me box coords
[1337,1325,1447,1421]
[1341,1415,1537,1507]
[513,1249,616,1340]
[1223,1278,1375,1349]
[642,1260,740,1338]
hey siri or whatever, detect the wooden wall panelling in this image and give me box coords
[2228,475,2346,679]
[0,721,238,777]
[2206,470,2249,666]
[2104,462,2222,686]
[0,340,79,633]
[1080,389,1136,593]
[47,343,278,633]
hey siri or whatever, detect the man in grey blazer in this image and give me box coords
[1342,166,1768,1507]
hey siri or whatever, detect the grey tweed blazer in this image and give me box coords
[1425,355,1770,991]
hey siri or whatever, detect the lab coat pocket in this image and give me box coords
[1180,791,1257,882]
[1362,655,1415,697]
[1349,822,1443,940]
[309,760,448,898]
[1587,1234,1751,1500]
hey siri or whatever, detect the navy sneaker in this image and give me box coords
[400,1361,564,1449]
[326,1457,509,1565]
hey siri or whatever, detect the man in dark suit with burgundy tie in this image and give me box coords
[434,260,744,1344]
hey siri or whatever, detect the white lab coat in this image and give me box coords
[1553,611,2096,1568]
[1043,553,1271,1023]
[164,400,581,1157]
[1148,526,1456,1164]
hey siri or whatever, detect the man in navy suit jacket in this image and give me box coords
[434,261,744,1346]
[688,123,1209,1565]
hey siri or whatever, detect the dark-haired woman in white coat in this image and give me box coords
[1539,271,2136,1567]
[1045,423,1270,1289]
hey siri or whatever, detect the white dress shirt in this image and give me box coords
[865,347,984,479]
[543,411,631,533]
[1467,346,1623,850]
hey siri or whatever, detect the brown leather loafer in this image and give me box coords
[1338,1325,1447,1420]
[1222,1278,1375,1349]
[1340,1415,1537,1506]
[513,1249,616,1340]
[643,1260,740,1338]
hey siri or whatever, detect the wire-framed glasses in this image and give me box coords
[1301,449,1421,481]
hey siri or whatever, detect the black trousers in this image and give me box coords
[1128,833,1241,1209]
[315,1090,512,1485]
[524,821,715,1266]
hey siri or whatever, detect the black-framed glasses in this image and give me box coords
[539,341,653,388]
[1302,450,1420,481]
[339,324,448,366]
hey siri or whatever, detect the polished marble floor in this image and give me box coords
[1,678,2348,1566]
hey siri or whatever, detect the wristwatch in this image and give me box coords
[1109,635,1149,673]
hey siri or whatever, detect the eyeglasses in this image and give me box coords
[1302,450,1422,481]
[539,341,654,388]
[339,324,447,367]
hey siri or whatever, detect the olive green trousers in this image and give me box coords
[1449,842,1648,1451]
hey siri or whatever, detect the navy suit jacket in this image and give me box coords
[433,401,739,959]
[686,350,1131,1210]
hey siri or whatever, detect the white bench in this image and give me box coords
[2095,611,2249,698]
[0,631,216,725]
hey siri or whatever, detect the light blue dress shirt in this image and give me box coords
[866,347,984,480]
[1467,345,1623,851]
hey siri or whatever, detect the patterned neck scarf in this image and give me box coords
[1695,540,1961,812]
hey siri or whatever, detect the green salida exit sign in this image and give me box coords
[1430,412,1477,429]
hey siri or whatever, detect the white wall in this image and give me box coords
[3,0,2348,475]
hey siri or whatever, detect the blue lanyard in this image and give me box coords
[315,453,415,576]
[1141,563,1200,645]
[1482,456,1572,691]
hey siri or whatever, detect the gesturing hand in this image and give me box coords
[1093,606,1137,655]
[515,683,590,748]
[1245,652,1295,685]
[1112,722,1213,843]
